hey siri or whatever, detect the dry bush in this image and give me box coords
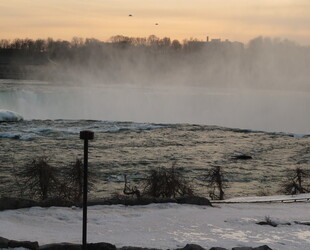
[204,165,228,200]
[16,156,58,200]
[279,167,309,195]
[60,158,97,202]
[123,174,141,198]
[142,164,194,198]
[15,157,97,202]
[256,216,278,227]
[256,187,271,196]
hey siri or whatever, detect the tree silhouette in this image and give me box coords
[16,157,58,200]
[143,164,194,198]
[280,167,309,195]
[204,166,228,200]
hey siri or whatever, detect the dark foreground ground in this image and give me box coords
[0,236,272,250]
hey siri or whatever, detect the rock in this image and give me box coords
[119,246,160,250]
[87,242,117,250]
[88,196,211,206]
[294,221,310,226]
[256,221,277,227]
[209,247,228,250]
[279,222,291,226]
[39,242,116,250]
[0,197,36,211]
[253,246,273,250]
[176,196,212,206]
[39,243,81,250]
[153,197,178,204]
[0,236,9,248]
[0,109,23,122]
[232,247,253,250]
[0,195,212,211]
[177,243,205,250]
[8,239,39,250]
[231,155,252,160]
[38,197,75,208]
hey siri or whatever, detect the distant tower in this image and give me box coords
[206,36,209,42]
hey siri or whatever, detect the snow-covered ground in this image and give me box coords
[0,195,310,250]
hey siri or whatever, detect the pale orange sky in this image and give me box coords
[0,0,309,45]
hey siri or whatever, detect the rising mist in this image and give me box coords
[0,36,309,133]
[27,36,310,91]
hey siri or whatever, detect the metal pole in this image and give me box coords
[83,138,88,250]
[80,131,94,250]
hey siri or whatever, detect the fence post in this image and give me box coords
[80,130,94,250]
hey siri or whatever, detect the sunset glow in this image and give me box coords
[0,0,310,44]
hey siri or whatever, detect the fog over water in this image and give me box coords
[1,36,310,134]
[1,83,309,134]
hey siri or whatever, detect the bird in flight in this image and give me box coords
[129,14,132,17]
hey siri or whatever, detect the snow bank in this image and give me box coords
[216,193,310,203]
[0,202,309,249]
[0,109,23,122]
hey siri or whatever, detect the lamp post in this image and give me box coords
[80,130,94,250]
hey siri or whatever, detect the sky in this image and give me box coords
[0,0,310,45]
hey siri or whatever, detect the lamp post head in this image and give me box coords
[80,130,94,140]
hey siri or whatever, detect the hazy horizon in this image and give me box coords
[0,34,309,47]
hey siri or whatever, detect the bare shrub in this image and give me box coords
[60,158,97,202]
[264,216,277,227]
[280,167,309,195]
[204,165,228,200]
[256,187,271,197]
[256,216,278,227]
[14,157,97,202]
[123,174,141,198]
[143,164,194,198]
[16,156,58,200]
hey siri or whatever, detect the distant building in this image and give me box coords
[210,38,221,43]
[186,36,244,51]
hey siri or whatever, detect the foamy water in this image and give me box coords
[1,119,309,199]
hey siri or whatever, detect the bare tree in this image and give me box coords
[171,39,182,50]
[61,158,97,202]
[123,175,141,198]
[204,166,228,200]
[16,157,58,200]
[280,167,309,195]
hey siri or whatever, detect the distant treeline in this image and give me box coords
[0,35,309,90]
[0,35,214,52]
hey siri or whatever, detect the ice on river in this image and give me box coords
[0,195,310,250]
[0,109,23,122]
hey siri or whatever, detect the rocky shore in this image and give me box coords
[0,196,212,211]
[0,236,272,250]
